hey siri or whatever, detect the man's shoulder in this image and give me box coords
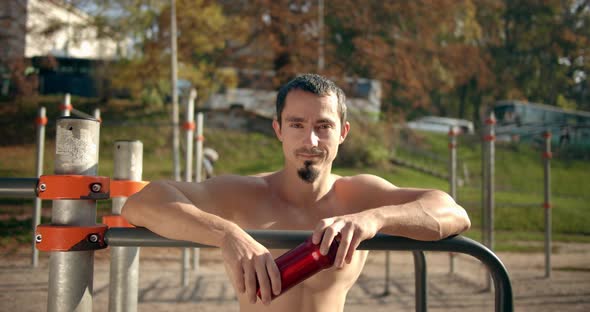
[207,173,270,188]
[334,173,394,187]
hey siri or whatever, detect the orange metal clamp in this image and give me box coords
[37,175,110,200]
[35,224,108,251]
[110,180,148,198]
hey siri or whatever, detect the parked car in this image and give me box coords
[406,116,475,135]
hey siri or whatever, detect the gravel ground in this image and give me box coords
[1,242,589,312]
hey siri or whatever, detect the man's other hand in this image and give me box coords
[312,212,379,268]
[220,228,281,305]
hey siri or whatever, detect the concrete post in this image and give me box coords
[108,141,143,312]
[32,107,47,267]
[47,117,100,312]
[543,131,552,278]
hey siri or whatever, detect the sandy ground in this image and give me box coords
[1,242,589,312]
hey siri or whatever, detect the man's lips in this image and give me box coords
[297,153,322,158]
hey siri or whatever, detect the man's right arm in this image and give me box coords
[121,179,240,247]
[121,176,282,304]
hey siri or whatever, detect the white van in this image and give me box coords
[406,116,475,135]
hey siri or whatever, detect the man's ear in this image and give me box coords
[339,121,350,144]
[272,119,283,141]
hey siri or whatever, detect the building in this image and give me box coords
[1,0,124,96]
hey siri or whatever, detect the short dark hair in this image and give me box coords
[276,73,347,127]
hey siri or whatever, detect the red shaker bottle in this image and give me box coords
[257,236,339,301]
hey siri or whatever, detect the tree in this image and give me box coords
[85,0,240,106]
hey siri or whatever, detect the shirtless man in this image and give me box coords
[122,73,471,312]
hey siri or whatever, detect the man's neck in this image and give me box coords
[274,166,334,207]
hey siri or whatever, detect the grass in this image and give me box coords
[1,97,589,252]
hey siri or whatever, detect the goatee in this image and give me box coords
[297,161,319,183]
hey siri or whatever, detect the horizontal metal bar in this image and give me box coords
[106,228,513,312]
[0,177,38,198]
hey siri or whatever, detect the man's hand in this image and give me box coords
[312,212,379,268]
[220,228,281,305]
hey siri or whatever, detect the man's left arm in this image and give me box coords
[312,174,471,268]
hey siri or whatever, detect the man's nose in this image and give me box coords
[304,129,320,146]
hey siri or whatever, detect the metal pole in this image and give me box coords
[413,251,427,312]
[62,93,71,117]
[106,230,514,312]
[383,251,391,296]
[317,0,324,71]
[109,141,143,312]
[192,112,204,272]
[93,108,101,122]
[32,107,47,267]
[543,131,552,278]
[184,89,196,183]
[171,0,181,182]
[0,178,38,198]
[482,112,496,290]
[195,112,204,184]
[182,89,196,287]
[448,126,458,274]
[47,116,100,312]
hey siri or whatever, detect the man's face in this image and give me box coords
[273,90,350,183]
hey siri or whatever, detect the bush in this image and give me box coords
[335,113,397,168]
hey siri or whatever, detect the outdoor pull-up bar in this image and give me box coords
[106,228,513,312]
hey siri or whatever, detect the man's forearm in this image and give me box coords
[122,181,242,247]
[369,190,470,241]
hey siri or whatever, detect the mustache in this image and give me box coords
[295,147,324,155]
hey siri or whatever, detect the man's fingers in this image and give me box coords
[321,222,344,255]
[266,255,282,296]
[335,225,354,268]
[345,234,362,264]
[226,261,245,294]
[312,219,332,245]
[243,260,258,304]
[254,256,271,305]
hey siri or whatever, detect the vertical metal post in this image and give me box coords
[448,126,458,274]
[543,131,552,278]
[184,90,196,183]
[195,112,204,184]
[413,251,427,312]
[482,112,496,290]
[192,112,204,271]
[47,117,100,312]
[32,107,47,267]
[383,251,391,296]
[61,93,72,117]
[317,0,325,71]
[170,0,181,182]
[109,141,143,312]
[181,89,196,287]
[93,108,101,122]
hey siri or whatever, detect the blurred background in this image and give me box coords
[1,0,589,253]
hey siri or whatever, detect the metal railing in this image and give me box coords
[107,228,513,312]
[0,177,38,198]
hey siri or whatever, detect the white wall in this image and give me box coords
[25,0,121,59]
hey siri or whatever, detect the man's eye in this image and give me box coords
[318,124,332,129]
[290,123,303,128]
